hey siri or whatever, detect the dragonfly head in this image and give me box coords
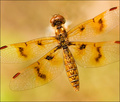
[50,14,65,27]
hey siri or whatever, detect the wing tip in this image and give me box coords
[0,45,8,50]
[115,41,120,44]
[13,72,21,79]
[109,7,118,11]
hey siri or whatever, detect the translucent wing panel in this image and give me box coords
[68,7,119,42]
[9,46,64,90]
[69,41,119,68]
[0,37,58,63]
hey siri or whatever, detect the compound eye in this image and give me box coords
[50,14,65,27]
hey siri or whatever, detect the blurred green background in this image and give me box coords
[1,1,119,101]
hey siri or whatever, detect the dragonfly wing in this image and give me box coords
[68,7,119,42]
[69,41,120,68]
[0,36,58,63]
[9,45,64,90]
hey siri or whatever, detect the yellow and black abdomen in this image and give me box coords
[63,46,79,91]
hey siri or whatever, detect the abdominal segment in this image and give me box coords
[63,47,79,91]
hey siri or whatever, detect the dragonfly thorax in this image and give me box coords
[55,25,69,48]
[50,14,69,48]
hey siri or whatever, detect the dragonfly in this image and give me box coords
[0,6,119,91]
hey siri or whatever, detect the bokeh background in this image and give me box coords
[1,1,119,101]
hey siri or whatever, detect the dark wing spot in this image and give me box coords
[98,18,103,24]
[37,41,42,45]
[93,18,95,22]
[80,26,85,31]
[0,45,8,50]
[94,43,96,47]
[34,66,46,79]
[109,7,117,11]
[35,66,40,72]
[98,18,104,31]
[37,61,40,65]
[96,47,100,53]
[19,47,27,57]
[19,47,23,52]
[38,73,46,79]
[68,42,76,46]
[25,42,27,46]
[95,47,102,62]
[95,54,102,62]
[13,72,20,79]
[45,55,54,60]
[79,44,86,50]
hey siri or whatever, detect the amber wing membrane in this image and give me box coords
[9,45,64,90]
[0,37,58,63]
[68,7,119,42]
[69,41,119,68]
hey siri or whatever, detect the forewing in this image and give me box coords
[68,7,119,42]
[9,45,64,90]
[0,37,58,63]
[69,41,120,68]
